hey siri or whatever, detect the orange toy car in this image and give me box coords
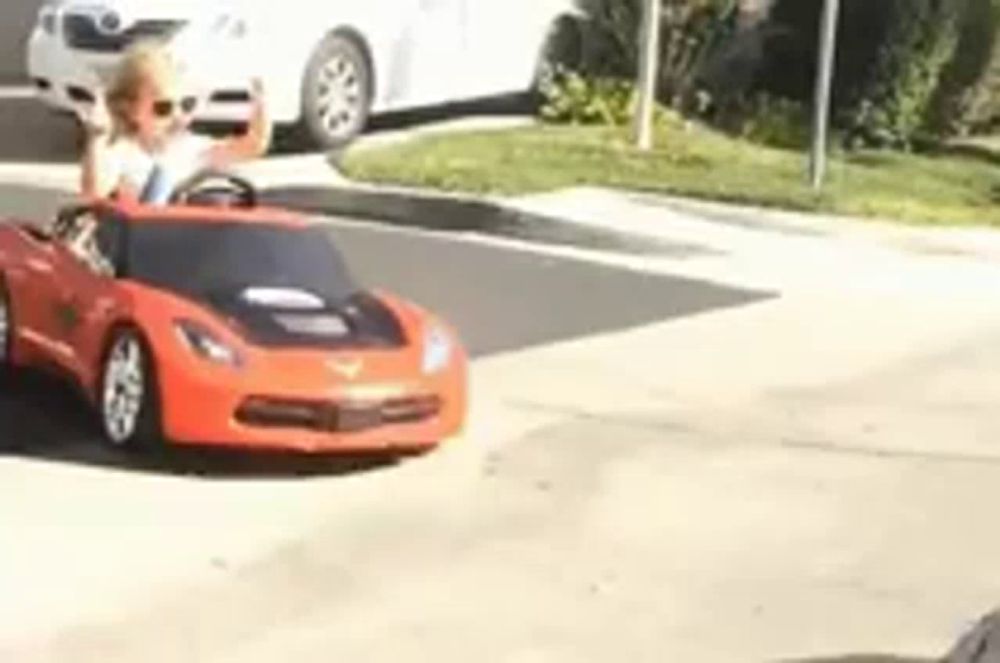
[0,173,467,454]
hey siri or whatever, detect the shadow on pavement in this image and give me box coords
[0,370,402,480]
[270,93,533,155]
[367,93,533,132]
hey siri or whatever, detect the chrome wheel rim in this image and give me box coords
[102,335,144,445]
[314,53,364,140]
[0,289,8,364]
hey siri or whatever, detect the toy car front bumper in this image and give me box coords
[157,359,467,454]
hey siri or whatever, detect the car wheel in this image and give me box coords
[300,33,374,151]
[99,327,162,452]
[0,275,14,372]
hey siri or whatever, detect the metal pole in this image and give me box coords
[634,0,661,150]
[809,0,841,190]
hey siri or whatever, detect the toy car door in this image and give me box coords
[48,211,127,390]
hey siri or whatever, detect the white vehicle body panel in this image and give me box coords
[26,0,576,126]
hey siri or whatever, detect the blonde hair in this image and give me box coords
[105,40,181,136]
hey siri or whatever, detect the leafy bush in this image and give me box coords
[564,0,992,148]
[539,66,688,128]
[574,0,643,78]
[728,94,810,149]
[574,0,738,109]
[761,0,893,106]
[928,0,1000,136]
[961,42,1000,134]
[761,0,1000,145]
[539,67,636,126]
[845,0,967,148]
[659,0,740,106]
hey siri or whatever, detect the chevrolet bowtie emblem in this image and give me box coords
[327,357,364,380]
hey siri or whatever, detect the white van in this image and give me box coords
[27,0,581,148]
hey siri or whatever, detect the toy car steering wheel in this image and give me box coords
[169,169,258,208]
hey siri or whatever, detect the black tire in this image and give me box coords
[98,327,163,453]
[299,33,374,151]
[0,275,14,374]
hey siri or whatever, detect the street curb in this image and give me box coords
[260,184,715,259]
[263,180,1000,265]
[618,188,1000,262]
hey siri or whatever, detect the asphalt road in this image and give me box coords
[0,99,77,163]
[0,0,40,84]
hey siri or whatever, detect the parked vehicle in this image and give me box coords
[27,0,580,148]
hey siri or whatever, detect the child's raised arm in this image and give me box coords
[77,94,121,199]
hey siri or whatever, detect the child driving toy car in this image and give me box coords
[76,40,272,203]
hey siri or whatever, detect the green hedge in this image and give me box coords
[574,0,1000,147]
[575,0,643,78]
[929,0,1000,136]
[847,0,968,148]
[761,0,893,108]
[574,0,737,108]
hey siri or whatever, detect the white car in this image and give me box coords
[27,0,581,149]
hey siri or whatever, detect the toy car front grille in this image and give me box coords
[63,14,187,52]
[235,396,442,433]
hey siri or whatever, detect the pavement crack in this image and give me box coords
[505,399,693,435]
[781,437,1000,467]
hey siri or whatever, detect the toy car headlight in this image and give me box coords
[37,5,58,35]
[211,13,248,39]
[422,325,452,375]
[175,319,242,367]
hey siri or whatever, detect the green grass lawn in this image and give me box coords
[341,119,1000,227]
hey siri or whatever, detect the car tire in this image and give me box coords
[99,327,163,453]
[299,33,374,151]
[0,275,14,374]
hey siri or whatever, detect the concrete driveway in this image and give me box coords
[6,227,1000,663]
[0,78,999,662]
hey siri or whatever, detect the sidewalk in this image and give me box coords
[504,186,1000,295]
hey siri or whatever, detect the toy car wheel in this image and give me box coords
[0,275,13,371]
[100,328,163,452]
[301,33,373,150]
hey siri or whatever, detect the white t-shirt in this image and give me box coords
[104,132,214,198]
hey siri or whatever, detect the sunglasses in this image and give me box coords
[152,96,198,118]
